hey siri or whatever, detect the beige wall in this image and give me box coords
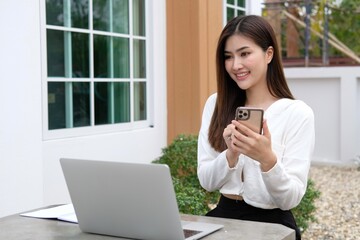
[167,0,222,143]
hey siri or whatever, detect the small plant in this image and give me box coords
[153,134,320,233]
[152,134,220,215]
[352,155,360,171]
[171,177,209,215]
[292,178,321,232]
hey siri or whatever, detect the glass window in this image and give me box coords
[47,30,89,78]
[237,0,245,8]
[48,82,90,129]
[93,0,129,34]
[72,32,90,78]
[227,0,234,5]
[134,81,146,121]
[46,0,89,28]
[45,0,148,132]
[133,39,146,78]
[227,7,235,22]
[94,82,130,124]
[93,35,130,78]
[237,9,245,17]
[133,0,146,36]
[47,30,65,77]
[226,0,246,23]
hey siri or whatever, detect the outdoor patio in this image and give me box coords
[302,164,360,240]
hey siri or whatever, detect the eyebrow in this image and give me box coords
[224,46,250,54]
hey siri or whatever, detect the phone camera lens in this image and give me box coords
[237,109,249,120]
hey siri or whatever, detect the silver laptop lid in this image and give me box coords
[60,158,186,240]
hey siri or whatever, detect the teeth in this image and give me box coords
[237,72,248,77]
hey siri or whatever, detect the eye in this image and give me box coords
[224,55,233,60]
[240,52,250,57]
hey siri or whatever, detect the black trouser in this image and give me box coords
[206,195,301,240]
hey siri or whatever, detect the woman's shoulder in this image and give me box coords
[206,93,217,102]
[203,93,217,109]
[269,98,313,118]
[277,98,314,119]
[201,93,218,123]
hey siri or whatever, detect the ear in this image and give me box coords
[266,46,274,64]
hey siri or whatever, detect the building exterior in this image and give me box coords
[1,0,359,219]
[166,0,261,142]
[1,0,168,218]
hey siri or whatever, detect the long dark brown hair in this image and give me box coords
[208,15,294,152]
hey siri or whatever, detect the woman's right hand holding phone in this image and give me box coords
[223,122,242,168]
[224,120,277,171]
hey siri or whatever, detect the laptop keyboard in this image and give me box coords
[183,229,202,238]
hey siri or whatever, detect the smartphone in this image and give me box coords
[235,107,264,134]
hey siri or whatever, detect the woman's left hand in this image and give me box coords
[231,119,277,172]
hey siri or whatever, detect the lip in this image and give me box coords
[234,71,250,81]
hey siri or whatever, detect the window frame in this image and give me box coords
[223,0,248,25]
[40,0,153,140]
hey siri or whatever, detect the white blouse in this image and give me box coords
[197,93,315,210]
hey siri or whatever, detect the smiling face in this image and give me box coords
[224,34,273,92]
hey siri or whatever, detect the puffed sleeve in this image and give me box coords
[197,94,239,192]
[262,100,315,210]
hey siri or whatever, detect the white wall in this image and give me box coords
[0,0,43,219]
[248,0,263,15]
[0,0,167,218]
[285,67,360,165]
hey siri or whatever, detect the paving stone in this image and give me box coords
[302,165,360,240]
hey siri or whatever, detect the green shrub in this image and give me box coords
[171,177,209,215]
[292,179,321,232]
[153,134,320,233]
[152,134,220,215]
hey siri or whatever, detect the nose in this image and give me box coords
[232,56,243,70]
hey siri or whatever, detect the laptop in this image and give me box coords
[60,158,223,240]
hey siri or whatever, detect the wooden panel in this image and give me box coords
[167,0,198,143]
[167,0,222,143]
[208,1,222,94]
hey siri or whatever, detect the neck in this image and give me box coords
[245,90,279,110]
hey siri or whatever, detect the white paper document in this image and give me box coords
[20,204,78,223]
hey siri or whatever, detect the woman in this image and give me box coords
[197,15,315,240]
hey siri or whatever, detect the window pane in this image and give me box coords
[113,0,129,34]
[46,0,64,26]
[46,0,89,28]
[134,81,146,121]
[133,0,145,36]
[72,32,89,77]
[237,0,245,8]
[72,82,90,127]
[114,82,130,123]
[48,82,66,129]
[114,37,130,78]
[237,9,245,17]
[94,35,130,78]
[48,82,90,129]
[95,82,130,124]
[47,29,65,77]
[133,39,146,78]
[93,0,109,31]
[47,30,90,78]
[93,0,129,34]
[227,0,234,5]
[71,0,89,29]
[94,35,110,77]
[227,7,235,22]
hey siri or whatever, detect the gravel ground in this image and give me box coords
[301,164,360,240]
